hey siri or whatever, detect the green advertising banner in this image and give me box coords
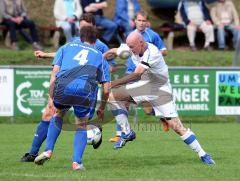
[14,68,51,116]
[169,69,216,116]
[6,67,239,117]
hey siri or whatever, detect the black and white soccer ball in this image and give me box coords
[117,43,131,59]
[87,124,102,148]
[118,50,131,59]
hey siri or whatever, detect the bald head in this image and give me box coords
[126,31,144,44]
[126,32,146,55]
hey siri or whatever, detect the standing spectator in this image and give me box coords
[211,0,240,50]
[113,0,141,39]
[179,0,214,51]
[54,0,82,43]
[0,0,42,50]
[81,0,117,44]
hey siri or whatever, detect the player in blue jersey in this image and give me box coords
[20,13,114,162]
[134,10,168,56]
[34,26,110,170]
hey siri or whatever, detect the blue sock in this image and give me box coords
[73,128,87,164]
[29,120,50,155]
[45,116,63,151]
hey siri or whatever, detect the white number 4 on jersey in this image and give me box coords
[73,49,89,65]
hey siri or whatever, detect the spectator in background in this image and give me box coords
[0,0,42,50]
[179,0,214,51]
[210,0,240,50]
[81,0,117,45]
[54,0,82,43]
[113,0,141,40]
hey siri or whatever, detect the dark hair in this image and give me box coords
[79,13,96,26]
[80,26,97,44]
[135,10,149,20]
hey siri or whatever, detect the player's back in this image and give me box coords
[54,40,109,84]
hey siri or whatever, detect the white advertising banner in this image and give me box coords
[0,69,14,116]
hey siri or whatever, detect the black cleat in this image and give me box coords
[20,153,37,162]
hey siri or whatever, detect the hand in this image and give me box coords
[188,21,195,26]
[235,25,240,30]
[97,108,104,121]
[218,23,225,29]
[206,20,212,25]
[14,17,23,24]
[66,17,75,23]
[34,50,45,58]
[103,48,118,60]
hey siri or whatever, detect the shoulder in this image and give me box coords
[148,43,160,54]
[96,39,108,50]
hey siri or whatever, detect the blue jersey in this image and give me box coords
[139,28,166,51]
[71,37,116,66]
[53,39,110,84]
[52,39,110,113]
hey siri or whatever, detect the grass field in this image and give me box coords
[0,122,240,181]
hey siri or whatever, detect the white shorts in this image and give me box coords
[126,81,178,118]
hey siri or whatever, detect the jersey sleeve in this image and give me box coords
[98,55,111,83]
[96,39,117,66]
[125,58,136,74]
[52,46,64,66]
[153,32,167,51]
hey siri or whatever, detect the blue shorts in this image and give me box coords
[54,101,96,119]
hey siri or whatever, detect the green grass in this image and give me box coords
[0,47,235,67]
[0,122,240,181]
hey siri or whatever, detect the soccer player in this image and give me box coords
[34,26,110,170]
[134,10,168,56]
[20,13,115,162]
[106,31,215,165]
[109,10,169,142]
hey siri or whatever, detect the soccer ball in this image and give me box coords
[117,43,131,59]
[87,124,102,145]
[118,50,131,59]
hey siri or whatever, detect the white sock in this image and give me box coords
[181,129,206,157]
[115,114,131,135]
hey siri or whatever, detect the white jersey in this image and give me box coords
[132,43,169,79]
[117,43,178,118]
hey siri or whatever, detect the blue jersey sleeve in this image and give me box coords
[125,58,136,74]
[98,56,111,83]
[52,46,64,66]
[153,31,166,50]
[95,39,116,66]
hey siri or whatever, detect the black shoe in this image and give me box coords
[20,153,37,162]
[93,124,102,149]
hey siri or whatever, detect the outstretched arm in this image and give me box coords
[111,65,146,88]
[34,51,56,59]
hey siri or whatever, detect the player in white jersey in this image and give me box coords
[106,31,215,165]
